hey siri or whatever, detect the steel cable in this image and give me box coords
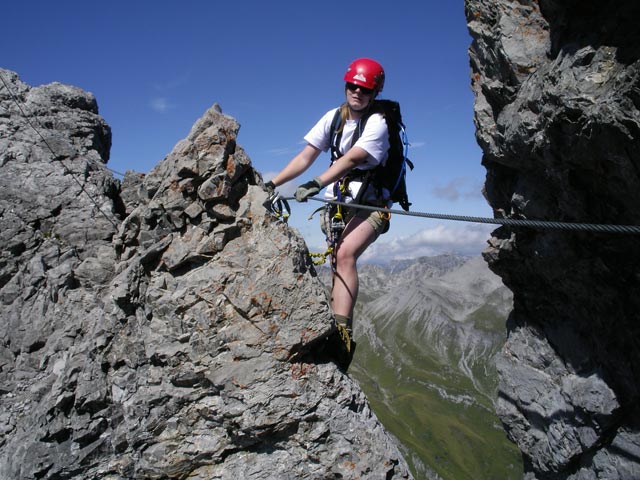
[279,197,640,235]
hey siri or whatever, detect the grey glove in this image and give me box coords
[263,180,281,209]
[295,177,323,202]
[264,180,276,195]
[264,180,280,204]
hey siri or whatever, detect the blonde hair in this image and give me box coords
[336,103,350,134]
[336,92,376,134]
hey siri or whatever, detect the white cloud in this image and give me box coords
[260,171,298,197]
[152,72,191,91]
[150,97,173,113]
[360,223,494,263]
[266,146,300,156]
[276,181,298,198]
[432,177,484,201]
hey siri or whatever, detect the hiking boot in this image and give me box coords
[336,323,352,354]
[332,317,356,372]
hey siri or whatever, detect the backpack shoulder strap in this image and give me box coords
[371,99,403,126]
[329,108,342,162]
[329,107,371,162]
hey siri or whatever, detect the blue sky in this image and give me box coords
[2,0,495,262]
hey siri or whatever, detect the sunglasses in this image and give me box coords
[346,82,374,95]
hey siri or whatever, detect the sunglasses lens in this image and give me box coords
[346,83,373,95]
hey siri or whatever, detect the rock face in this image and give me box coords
[0,69,411,479]
[466,1,640,478]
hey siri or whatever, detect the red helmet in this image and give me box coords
[343,58,385,93]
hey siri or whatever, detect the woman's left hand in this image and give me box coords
[295,177,323,202]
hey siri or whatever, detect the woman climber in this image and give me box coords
[265,58,392,368]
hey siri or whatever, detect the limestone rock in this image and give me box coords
[466,0,640,478]
[0,69,411,479]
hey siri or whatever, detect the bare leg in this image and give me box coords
[331,216,378,318]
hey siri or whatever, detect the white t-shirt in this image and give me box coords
[304,107,390,203]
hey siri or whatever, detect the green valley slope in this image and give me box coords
[339,255,524,479]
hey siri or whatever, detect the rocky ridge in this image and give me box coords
[466,0,640,478]
[0,69,411,479]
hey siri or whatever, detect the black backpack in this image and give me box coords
[329,99,413,211]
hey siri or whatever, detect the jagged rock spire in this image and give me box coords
[0,69,412,479]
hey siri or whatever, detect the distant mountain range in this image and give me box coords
[319,254,523,479]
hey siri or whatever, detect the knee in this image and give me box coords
[335,246,356,269]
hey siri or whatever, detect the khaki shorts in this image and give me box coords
[321,205,390,239]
